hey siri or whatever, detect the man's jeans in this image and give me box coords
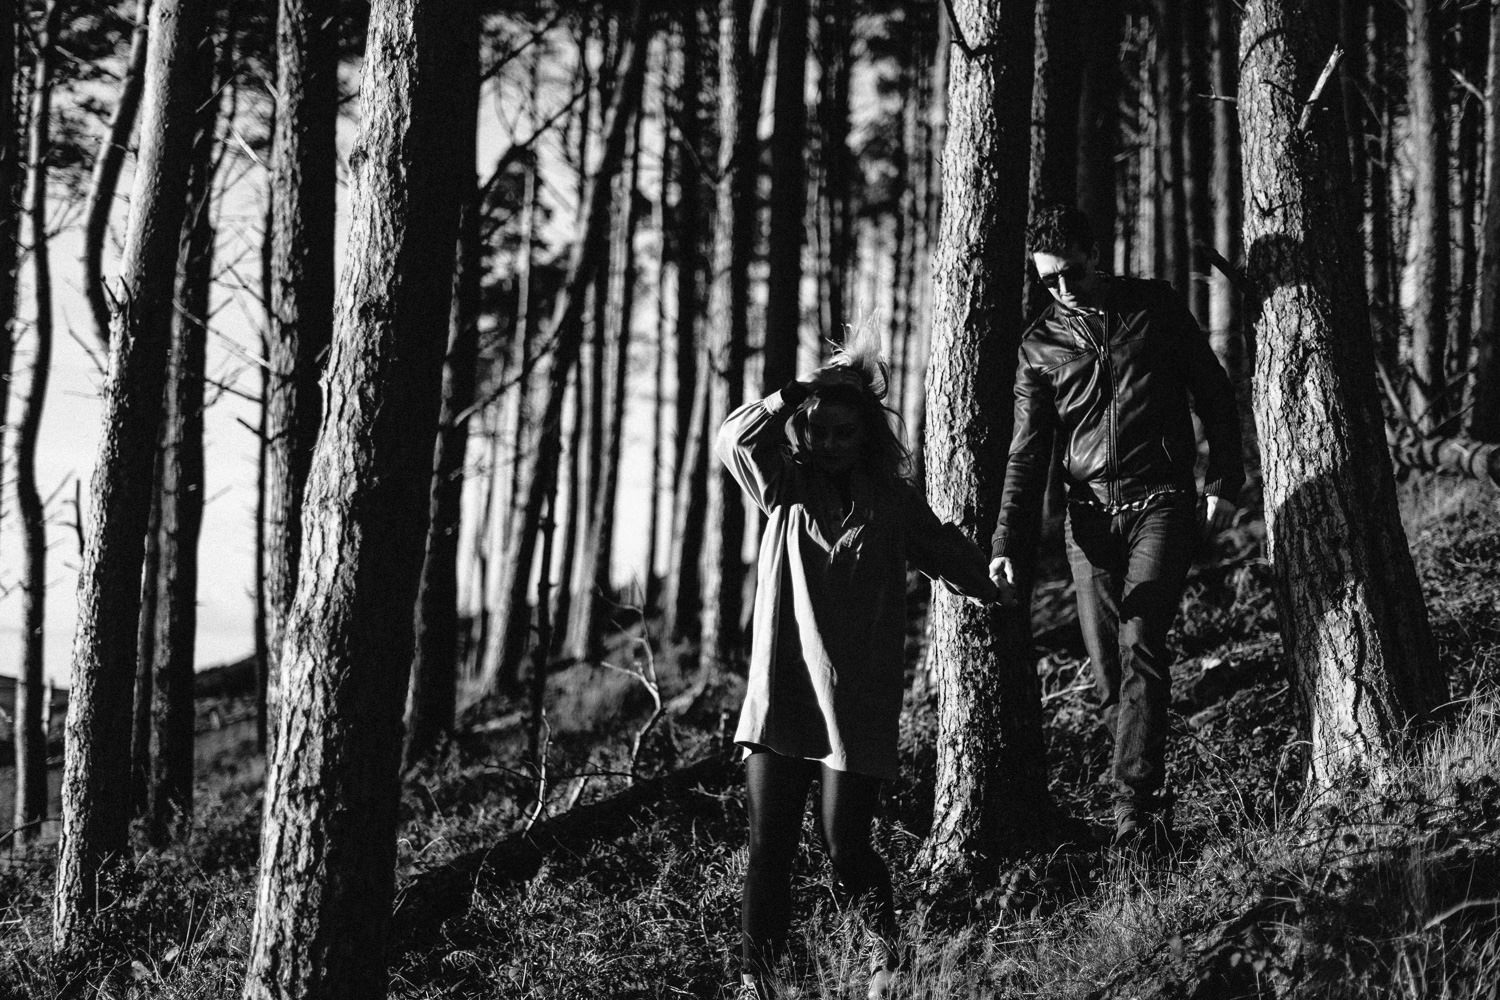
[1065,491,1196,809]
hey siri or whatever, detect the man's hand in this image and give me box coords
[988,556,1020,607]
[1199,494,1237,539]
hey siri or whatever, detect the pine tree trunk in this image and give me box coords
[1076,0,1123,272]
[920,0,1048,879]
[1472,0,1500,441]
[132,455,163,814]
[149,176,211,846]
[1027,0,1084,318]
[816,0,852,342]
[699,0,755,671]
[664,342,712,644]
[242,0,469,993]
[672,4,708,475]
[764,0,807,390]
[1406,0,1451,433]
[13,1,63,844]
[478,8,649,696]
[148,29,221,841]
[647,47,672,608]
[569,102,645,661]
[405,6,478,766]
[1209,0,1242,345]
[1183,3,1212,324]
[1239,0,1444,787]
[662,1,714,645]
[1210,0,1254,482]
[54,0,213,956]
[1365,1,1400,368]
[264,0,338,743]
[0,0,17,609]
[83,0,151,347]
[1158,2,1189,295]
[406,60,479,765]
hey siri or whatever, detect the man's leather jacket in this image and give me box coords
[990,276,1244,560]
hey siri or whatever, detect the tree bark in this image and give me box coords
[148,31,219,842]
[920,0,1049,879]
[82,0,151,348]
[699,0,756,671]
[1473,0,1500,441]
[763,0,808,390]
[1158,2,1189,295]
[131,451,165,814]
[477,6,649,696]
[1239,0,1444,788]
[1027,0,1084,318]
[54,0,213,957]
[568,97,646,661]
[816,0,853,342]
[242,0,469,993]
[1075,0,1123,272]
[664,340,712,644]
[263,0,338,743]
[662,0,714,645]
[13,0,65,845]
[1182,2,1212,324]
[404,4,479,769]
[1210,0,1255,482]
[1405,0,1451,433]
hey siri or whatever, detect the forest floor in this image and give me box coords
[2,472,1499,999]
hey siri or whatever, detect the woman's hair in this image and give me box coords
[787,324,912,483]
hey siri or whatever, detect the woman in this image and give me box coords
[714,338,999,1000]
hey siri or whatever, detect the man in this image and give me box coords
[989,204,1245,849]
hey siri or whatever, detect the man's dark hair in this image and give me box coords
[1026,204,1096,256]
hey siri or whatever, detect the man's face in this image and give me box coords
[1033,244,1101,310]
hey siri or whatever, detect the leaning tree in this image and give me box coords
[241,0,470,993]
[1238,0,1444,786]
[53,0,215,958]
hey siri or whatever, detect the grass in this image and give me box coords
[2,473,1498,998]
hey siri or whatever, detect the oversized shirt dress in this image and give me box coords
[715,387,996,781]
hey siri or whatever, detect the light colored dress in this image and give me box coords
[715,387,995,780]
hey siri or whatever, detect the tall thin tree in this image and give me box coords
[477,5,650,696]
[53,0,214,957]
[1472,0,1500,441]
[263,0,338,742]
[82,0,151,347]
[242,0,470,992]
[406,7,479,768]
[699,0,756,672]
[764,0,808,389]
[1406,0,1451,432]
[148,16,222,843]
[13,0,67,846]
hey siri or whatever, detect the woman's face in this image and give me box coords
[805,398,865,473]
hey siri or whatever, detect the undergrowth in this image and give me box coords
[1,475,1497,999]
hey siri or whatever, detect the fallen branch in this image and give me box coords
[1387,425,1500,487]
[390,753,735,945]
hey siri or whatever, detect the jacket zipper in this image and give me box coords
[1075,311,1119,505]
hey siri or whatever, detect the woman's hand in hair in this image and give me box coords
[807,363,866,391]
